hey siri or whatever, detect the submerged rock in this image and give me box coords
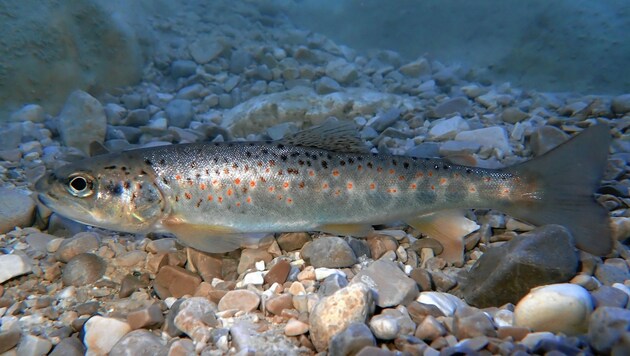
[0,187,36,234]
[459,225,578,307]
[58,90,107,154]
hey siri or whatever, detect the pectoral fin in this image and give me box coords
[162,218,267,253]
[407,210,479,265]
[318,223,374,237]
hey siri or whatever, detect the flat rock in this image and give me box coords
[171,59,197,78]
[431,97,471,117]
[594,263,630,285]
[325,58,358,84]
[415,315,447,341]
[58,90,107,154]
[329,322,376,355]
[428,116,470,140]
[186,248,223,282]
[83,316,131,355]
[0,254,32,284]
[351,260,418,308]
[276,232,311,251]
[165,99,193,128]
[453,306,497,339]
[284,319,309,336]
[174,297,218,341]
[591,285,629,308]
[49,337,85,356]
[399,58,431,77]
[237,248,272,274]
[417,292,466,317]
[218,290,260,312]
[55,232,100,263]
[10,104,45,123]
[459,225,578,308]
[62,253,106,287]
[515,283,592,335]
[109,329,166,356]
[588,306,630,354]
[154,265,202,299]
[264,259,291,285]
[369,309,415,340]
[301,236,357,268]
[455,126,512,155]
[189,35,225,64]
[0,188,36,234]
[501,107,529,123]
[612,94,630,115]
[529,125,570,156]
[0,327,20,353]
[17,334,52,356]
[309,283,374,352]
[127,303,164,330]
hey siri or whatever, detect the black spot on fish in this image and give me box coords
[195,148,202,154]
[287,168,299,175]
[196,199,203,208]
[249,142,256,146]
[196,173,201,178]
[367,162,374,169]
[392,159,397,166]
[213,158,219,163]
[311,154,318,160]
[339,160,346,166]
[245,151,252,157]
[108,183,123,195]
[290,152,300,157]
[321,161,328,169]
[162,178,169,185]
[121,166,127,171]
[175,195,179,202]
[144,159,153,166]
[348,158,355,164]
[280,154,287,161]
[327,153,333,160]
[191,162,196,168]
[140,170,148,175]
[228,143,234,147]
[123,181,130,189]
[466,168,473,174]
[298,160,305,166]
[261,149,269,155]
[104,165,116,170]
[411,157,418,161]
[434,165,440,170]
[232,163,238,169]
[159,159,166,165]
[277,143,285,149]
[443,165,449,170]
[306,161,312,167]
[403,162,410,169]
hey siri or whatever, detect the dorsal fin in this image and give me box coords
[88,141,110,157]
[279,120,370,153]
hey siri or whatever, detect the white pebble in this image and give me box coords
[255,260,266,271]
[83,316,131,355]
[514,283,592,335]
[0,254,32,284]
[241,271,265,286]
[417,292,466,317]
[314,268,346,281]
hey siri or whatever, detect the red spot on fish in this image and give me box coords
[428,172,433,177]
[287,198,293,204]
[416,172,424,178]
[246,197,252,204]
[322,183,329,189]
[335,189,341,196]
[227,189,233,196]
[223,168,229,174]
[212,180,218,185]
[283,182,290,189]
[469,187,476,192]
[410,183,417,189]
[504,189,510,194]
[484,177,491,182]
[377,167,383,173]
[269,187,275,192]
[257,162,263,167]
[398,175,405,181]
[431,185,435,190]
[250,181,256,187]
[370,183,376,190]
[265,168,270,173]
[347,182,353,190]
[299,181,305,189]
[332,170,339,177]
[234,178,241,185]
[309,170,316,177]
[208,195,213,201]
[357,165,363,171]
[244,165,249,172]
[454,173,460,178]
[440,178,448,185]
[260,177,267,183]
[185,192,192,200]
[236,202,241,207]
[389,169,395,174]
[218,197,223,203]
[200,183,206,190]
[175,175,182,180]
[269,160,276,166]
[387,188,398,194]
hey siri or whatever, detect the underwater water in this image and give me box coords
[1,0,630,354]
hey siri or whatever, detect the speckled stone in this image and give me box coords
[329,322,376,356]
[351,260,418,308]
[218,290,260,312]
[55,232,100,263]
[109,329,166,356]
[61,253,106,286]
[301,236,357,268]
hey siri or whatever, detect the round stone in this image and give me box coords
[62,253,107,286]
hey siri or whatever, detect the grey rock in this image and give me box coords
[176,84,204,100]
[10,104,45,123]
[62,253,106,286]
[612,94,630,115]
[189,36,225,64]
[325,58,358,84]
[0,254,32,284]
[595,263,630,285]
[428,116,470,140]
[121,93,142,110]
[302,236,357,268]
[0,122,22,149]
[124,109,150,127]
[104,103,127,125]
[0,327,20,353]
[415,315,446,341]
[58,90,107,154]
[0,187,36,234]
[352,260,419,308]
[310,283,375,352]
[165,99,193,128]
[174,297,218,340]
[591,285,629,308]
[588,306,630,354]
[230,320,300,354]
[329,322,376,356]
[316,76,342,94]
[439,140,481,156]
[529,125,570,156]
[346,237,372,259]
[369,309,415,340]
[399,58,431,77]
[453,306,497,339]
[230,50,253,74]
[431,97,471,117]
[24,232,57,252]
[55,232,100,263]
[49,336,85,356]
[17,334,53,356]
[109,329,166,356]
[406,142,440,158]
[460,225,578,308]
[319,273,349,298]
[371,108,401,132]
[171,60,197,78]
[501,107,529,123]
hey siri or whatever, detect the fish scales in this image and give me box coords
[36,124,613,256]
[143,142,520,232]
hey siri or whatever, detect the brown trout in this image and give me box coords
[35,123,613,256]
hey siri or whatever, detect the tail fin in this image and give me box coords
[504,125,613,256]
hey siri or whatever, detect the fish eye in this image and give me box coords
[66,174,94,197]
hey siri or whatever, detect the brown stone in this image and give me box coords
[276,232,311,251]
[266,293,294,315]
[218,290,260,312]
[186,248,223,282]
[0,328,20,353]
[154,265,201,299]
[356,346,396,356]
[415,315,447,341]
[453,306,497,339]
[409,268,432,291]
[264,259,291,285]
[366,234,398,259]
[237,249,273,274]
[407,301,444,324]
[119,273,150,298]
[497,326,529,341]
[127,303,164,330]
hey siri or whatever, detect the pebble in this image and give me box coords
[371,108,401,132]
[49,337,85,356]
[500,107,529,123]
[218,290,260,312]
[431,97,471,117]
[154,265,202,299]
[185,248,223,282]
[318,272,348,297]
[455,126,512,154]
[263,259,291,285]
[0,188,36,234]
[58,90,107,154]
[329,322,376,356]
[276,232,311,251]
[171,59,197,78]
[369,309,415,340]
[399,58,431,77]
[612,94,630,115]
[591,285,629,308]
[109,329,166,356]
[366,234,398,260]
[0,254,32,284]
[188,35,225,64]
[588,306,630,354]
[266,293,294,315]
[237,248,272,274]
[24,232,57,252]
[415,315,447,341]
[352,260,418,308]
[529,125,570,156]
[83,316,131,355]
[241,271,265,286]
[301,236,357,268]
[165,99,193,128]
[309,283,374,352]
[0,327,21,353]
[127,303,164,330]
[325,58,358,84]
[284,319,309,336]
[174,297,217,343]
[55,231,100,263]
[16,334,52,356]
[460,225,578,307]
[10,104,45,123]
[61,253,106,287]
[515,283,592,335]
[594,263,630,285]
[416,292,466,317]
[315,76,341,94]
[453,306,497,339]
[428,116,470,140]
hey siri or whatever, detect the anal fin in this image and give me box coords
[319,223,374,237]
[162,218,267,253]
[407,210,479,265]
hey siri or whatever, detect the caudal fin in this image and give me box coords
[504,125,613,256]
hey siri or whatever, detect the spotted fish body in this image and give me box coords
[36,124,613,256]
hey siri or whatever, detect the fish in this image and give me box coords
[35,122,614,256]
